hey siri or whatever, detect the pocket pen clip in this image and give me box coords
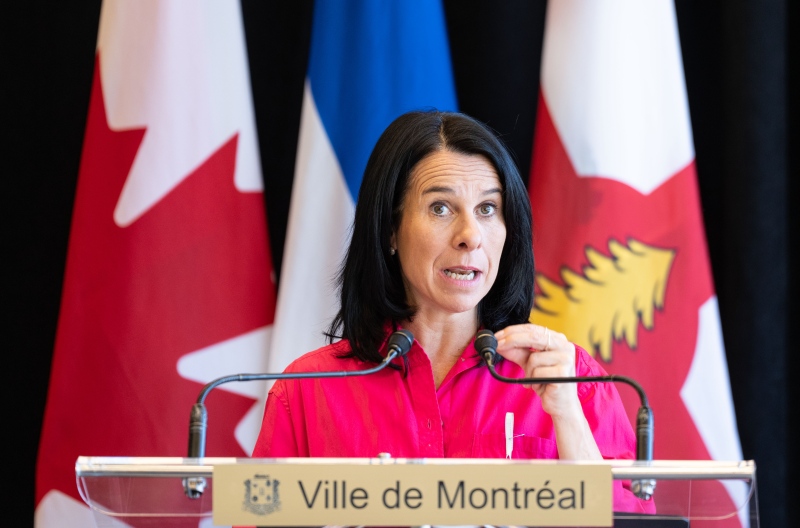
[505,412,514,459]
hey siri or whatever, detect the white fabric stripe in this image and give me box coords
[682,297,747,526]
[682,298,742,461]
[176,326,272,455]
[36,490,130,527]
[98,0,263,227]
[541,0,694,194]
[268,82,355,376]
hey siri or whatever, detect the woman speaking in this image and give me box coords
[253,110,653,514]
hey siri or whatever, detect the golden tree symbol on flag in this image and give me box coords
[532,239,675,362]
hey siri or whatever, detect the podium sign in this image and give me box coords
[76,457,758,527]
[213,461,612,526]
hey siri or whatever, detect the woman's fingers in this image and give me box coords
[495,324,552,352]
[494,325,572,371]
[492,324,581,418]
[493,324,576,390]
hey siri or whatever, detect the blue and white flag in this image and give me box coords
[268,0,458,374]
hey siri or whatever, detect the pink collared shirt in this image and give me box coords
[253,335,655,513]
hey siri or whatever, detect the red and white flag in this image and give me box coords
[34,1,275,525]
[530,0,745,524]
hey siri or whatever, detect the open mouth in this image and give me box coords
[444,269,476,281]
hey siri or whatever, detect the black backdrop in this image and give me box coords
[7,1,797,526]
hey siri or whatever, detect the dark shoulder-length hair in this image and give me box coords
[327,110,534,363]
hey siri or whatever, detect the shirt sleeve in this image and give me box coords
[251,381,301,457]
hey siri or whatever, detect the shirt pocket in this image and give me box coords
[471,432,559,459]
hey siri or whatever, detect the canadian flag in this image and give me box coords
[529,0,745,525]
[34,1,275,526]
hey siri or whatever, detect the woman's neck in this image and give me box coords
[403,310,479,388]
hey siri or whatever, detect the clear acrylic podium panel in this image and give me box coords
[76,457,758,527]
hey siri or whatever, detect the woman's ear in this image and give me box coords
[389,233,397,255]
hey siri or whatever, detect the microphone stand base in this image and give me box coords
[183,476,207,499]
[631,478,656,501]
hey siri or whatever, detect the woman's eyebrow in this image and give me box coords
[421,185,503,196]
[421,185,453,195]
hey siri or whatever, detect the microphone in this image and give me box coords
[475,329,656,501]
[183,329,414,499]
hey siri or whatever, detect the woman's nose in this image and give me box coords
[453,214,482,250]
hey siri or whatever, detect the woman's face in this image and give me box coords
[392,150,506,319]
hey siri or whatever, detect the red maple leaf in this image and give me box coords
[36,55,276,506]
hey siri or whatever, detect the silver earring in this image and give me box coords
[389,247,396,256]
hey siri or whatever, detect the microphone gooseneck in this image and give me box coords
[387,329,414,357]
[476,329,656,501]
[183,329,415,499]
[474,329,499,363]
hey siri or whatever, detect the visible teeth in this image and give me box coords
[444,270,475,280]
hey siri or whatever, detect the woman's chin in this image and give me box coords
[428,296,485,317]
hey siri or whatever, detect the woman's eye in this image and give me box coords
[431,203,449,215]
[479,203,496,215]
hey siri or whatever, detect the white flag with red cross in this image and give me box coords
[529,0,745,525]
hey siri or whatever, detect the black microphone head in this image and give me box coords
[387,329,414,357]
[474,329,498,362]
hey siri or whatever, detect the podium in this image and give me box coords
[76,456,758,527]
